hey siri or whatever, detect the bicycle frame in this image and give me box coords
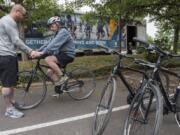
[154,56,180,113]
[33,59,56,82]
[133,37,180,114]
[22,59,52,92]
[28,59,92,94]
[140,53,180,113]
[112,54,148,97]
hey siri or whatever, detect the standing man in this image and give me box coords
[0,4,42,118]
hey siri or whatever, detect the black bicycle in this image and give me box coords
[14,56,96,110]
[123,38,180,135]
[92,45,151,135]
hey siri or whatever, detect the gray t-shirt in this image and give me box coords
[0,15,32,56]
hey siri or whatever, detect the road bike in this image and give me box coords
[92,45,149,135]
[13,56,96,110]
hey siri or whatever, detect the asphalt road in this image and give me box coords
[0,78,180,135]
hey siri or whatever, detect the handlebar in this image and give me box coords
[98,44,157,68]
[29,53,50,60]
[97,44,134,60]
[134,59,155,68]
[133,37,180,58]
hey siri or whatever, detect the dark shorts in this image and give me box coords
[0,56,18,87]
[55,52,74,68]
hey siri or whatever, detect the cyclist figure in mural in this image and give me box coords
[97,19,105,40]
[66,15,76,39]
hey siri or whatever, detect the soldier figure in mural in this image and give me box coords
[79,21,82,32]
[84,23,92,39]
[66,15,76,39]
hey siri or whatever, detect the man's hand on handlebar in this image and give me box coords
[30,51,44,59]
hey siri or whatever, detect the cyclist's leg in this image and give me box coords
[44,56,62,81]
[46,68,59,82]
[54,53,74,85]
[45,53,74,85]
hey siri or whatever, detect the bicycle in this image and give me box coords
[13,56,96,110]
[92,45,150,135]
[123,38,180,135]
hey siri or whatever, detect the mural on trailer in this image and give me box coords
[25,13,124,52]
[62,14,120,41]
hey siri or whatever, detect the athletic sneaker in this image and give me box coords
[55,75,68,86]
[5,107,24,118]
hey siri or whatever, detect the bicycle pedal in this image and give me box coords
[54,85,63,94]
[51,94,60,98]
[163,106,169,115]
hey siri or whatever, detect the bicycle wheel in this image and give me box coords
[14,71,47,110]
[175,88,180,126]
[123,82,163,135]
[67,67,96,100]
[92,76,116,135]
[141,71,169,112]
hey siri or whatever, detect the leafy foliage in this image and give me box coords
[77,0,179,53]
[154,22,173,51]
[22,0,60,28]
[0,0,10,17]
[0,0,69,33]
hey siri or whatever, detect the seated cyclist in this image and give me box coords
[38,16,75,85]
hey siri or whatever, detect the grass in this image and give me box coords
[18,54,180,77]
[12,54,180,78]
[1,54,180,88]
[18,55,119,77]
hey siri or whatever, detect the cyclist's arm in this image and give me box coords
[38,44,48,51]
[42,29,71,54]
[4,24,32,54]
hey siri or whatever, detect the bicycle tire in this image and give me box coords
[175,89,180,126]
[67,67,96,100]
[123,82,163,135]
[14,71,47,110]
[92,76,116,135]
[141,71,169,112]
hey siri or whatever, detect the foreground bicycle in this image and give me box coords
[92,45,150,135]
[13,56,96,110]
[123,38,180,135]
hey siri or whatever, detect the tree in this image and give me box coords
[0,0,62,32]
[154,22,173,51]
[0,0,10,16]
[77,0,180,53]
[114,0,180,53]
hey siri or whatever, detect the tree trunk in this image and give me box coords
[173,25,179,54]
